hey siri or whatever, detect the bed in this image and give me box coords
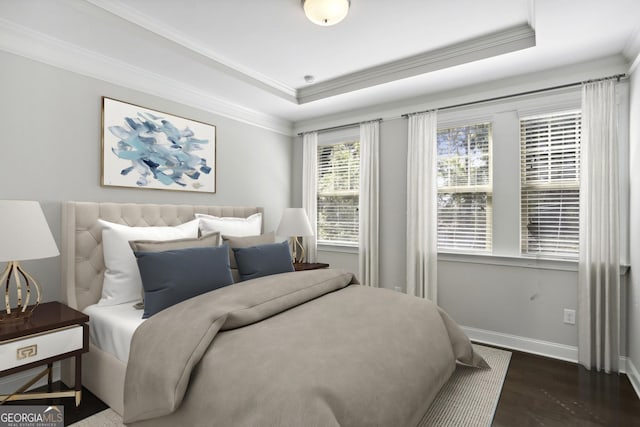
[60,201,486,426]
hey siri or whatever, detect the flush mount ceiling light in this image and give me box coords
[302,0,350,26]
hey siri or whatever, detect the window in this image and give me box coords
[317,140,360,245]
[520,110,581,258]
[437,123,492,252]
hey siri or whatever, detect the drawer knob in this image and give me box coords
[17,344,37,360]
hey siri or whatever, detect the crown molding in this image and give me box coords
[84,0,298,102]
[0,18,293,136]
[293,55,627,135]
[297,24,536,104]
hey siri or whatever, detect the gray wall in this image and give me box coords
[0,51,293,303]
[629,66,640,382]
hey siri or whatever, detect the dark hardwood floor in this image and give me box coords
[4,349,639,426]
[492,348,640,426]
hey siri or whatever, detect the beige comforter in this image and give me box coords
[123,269,487,427]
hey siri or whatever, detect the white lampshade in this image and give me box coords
[303,0,350,26]
[276,208,314,237]
[0,200,59,262]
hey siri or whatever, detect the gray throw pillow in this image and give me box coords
[223,232,276,281]
[222,232,276,268]
[135,245,233,318]
[232,241,294,282]
[128,232,221,307]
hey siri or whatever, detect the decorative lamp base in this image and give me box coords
[290,236,306,264]
[0,261,41,323]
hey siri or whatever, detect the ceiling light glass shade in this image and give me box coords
[303,0,350,26]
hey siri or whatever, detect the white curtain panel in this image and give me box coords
[358,121,380,287]
[302,132,318,263]
[406,111,438,301]
[578,79,620,373]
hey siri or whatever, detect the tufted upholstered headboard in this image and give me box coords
[61,201,264,311]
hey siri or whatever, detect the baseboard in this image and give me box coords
[462,325,579,363]
[0,363,61,395]
[463,326,633,376]
[626,358,640,400]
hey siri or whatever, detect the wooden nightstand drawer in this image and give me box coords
[0,325,84,370]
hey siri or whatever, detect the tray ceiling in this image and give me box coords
[0,0,638,134]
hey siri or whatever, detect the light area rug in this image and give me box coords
[70,344,510,427]
[419,344,511,426]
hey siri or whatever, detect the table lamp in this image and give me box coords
[276,208,314,263]
[0,200,59,322]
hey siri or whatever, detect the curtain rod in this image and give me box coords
[401,73,627,118]
[297,118,382,137]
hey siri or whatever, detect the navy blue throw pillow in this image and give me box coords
[135,245,233,318]
[232,241,294,281]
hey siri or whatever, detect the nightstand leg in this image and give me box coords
[0,367,49,404]
[47,363,53,392]
[74,355,82,406]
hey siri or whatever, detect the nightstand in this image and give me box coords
[293,262,330,271]
[0,301,89,406]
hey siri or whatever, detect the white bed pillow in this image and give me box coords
[98,219,199,306]
[195,213,262,237]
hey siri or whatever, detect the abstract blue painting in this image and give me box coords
[102,97,216,193]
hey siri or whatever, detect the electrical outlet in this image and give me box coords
[563,308,576,325]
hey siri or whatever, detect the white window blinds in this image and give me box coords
[437,123,492,252]
[317,141,360,245]
[520,110,581,258]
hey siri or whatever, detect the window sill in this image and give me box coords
[438,252,630,275]
[317,243,358,254]
[438,252,578,271]
[312,247,630,275]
